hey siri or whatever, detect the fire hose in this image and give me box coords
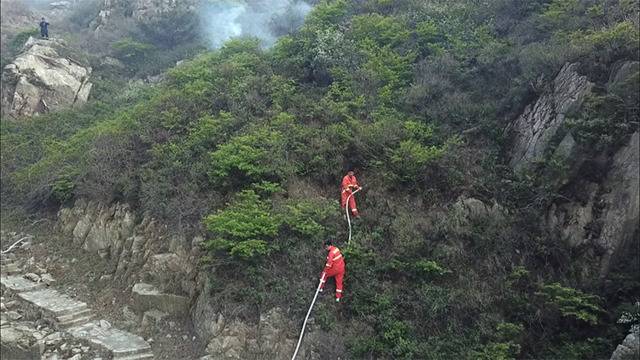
[291,272,326,360]
[292,187,363,359]
[345,187,362,245]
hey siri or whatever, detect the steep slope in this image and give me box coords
[1,1,639,359]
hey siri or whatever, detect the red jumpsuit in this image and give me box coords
[320,245,345,300]
[341,174,360,217]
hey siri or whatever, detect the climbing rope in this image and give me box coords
[291,272,326,360]
[346,187,362,245]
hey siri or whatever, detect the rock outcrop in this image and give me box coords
[508,59,639,281]
[1,37,92,119]
[56,199,197,295]
[596,132,639,278]
[131,283,189,317]
[608,61,640,102]
[509,62,593,170]
[546,132,639,279]
[611,331,640,360]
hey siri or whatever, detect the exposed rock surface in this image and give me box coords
[1,37,92,119]
[442,196,507,238]
[608,61,640,101]
[611,331,640,360]
[57,199,197,294]
[1,262,152,359]
[508,60,639,282]
[597,132,639,278]
[547,182,600,248]
[545,132,639,279]
[509,62,593,170]
[197,306,325,360]
[132,282,189,316]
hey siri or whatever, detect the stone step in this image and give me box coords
[1,270,154,359]
[69,321,152,358]
[0,275,44,292]
[114,352,155,360]
[111,342,153,357]
[17,288,88,317]
[59,313,96,329]
[57,308,95,329]
[57,308,94,323]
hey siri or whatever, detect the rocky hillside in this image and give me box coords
[509,60,639,281]
[1,1,639,359]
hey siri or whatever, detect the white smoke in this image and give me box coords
[199,0,313,48]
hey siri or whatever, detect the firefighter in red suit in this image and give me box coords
[341,170,361,218]
[320,240,345,302]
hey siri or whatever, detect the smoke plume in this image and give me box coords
[199,0,313,48]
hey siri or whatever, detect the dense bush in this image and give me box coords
[536,282,605,325]
[203,190,281,260]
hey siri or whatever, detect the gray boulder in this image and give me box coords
[1,37,92,119]
[131,283,189,317]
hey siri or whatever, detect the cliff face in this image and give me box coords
[509,62,639,282]
[1,37,92,119]
[596,132,639,278]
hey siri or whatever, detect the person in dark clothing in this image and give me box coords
[39,18,49,39]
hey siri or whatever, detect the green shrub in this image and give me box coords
[203,190,281,260]
[2,1,638,358]
[112,38,155,60]
[390,140,445,180]
[208,128,291,186]
[283,198,340,241]
[51,177,75,204]
[111,38,156,73]
[535,283,604,325]
[413,260,451,278]
[567,91,638,152]
[350,14,411,49]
